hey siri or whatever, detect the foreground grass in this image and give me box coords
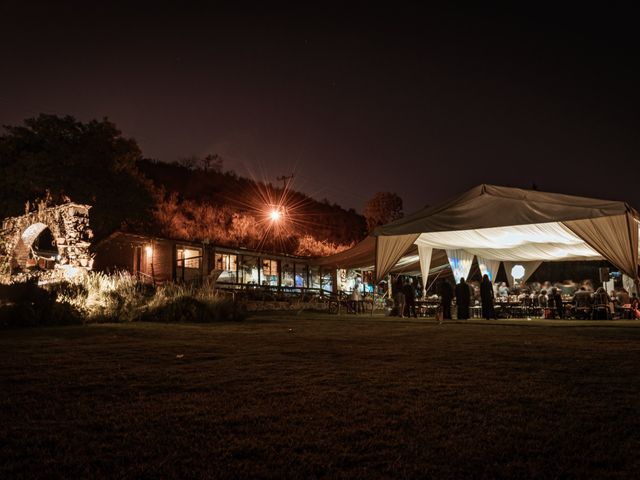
[1,315,640,479]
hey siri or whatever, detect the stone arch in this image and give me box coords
[1,202,93,282]
[12,223,61,270]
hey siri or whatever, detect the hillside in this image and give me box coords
[138,159,366,256]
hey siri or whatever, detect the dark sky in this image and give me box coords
[2,2,639,213]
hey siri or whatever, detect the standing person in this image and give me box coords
[351,276,363,314]
[415,280,424,300]
[438,279,453,320]
[403,278,417,318]
[549,287,563,319]
[480,274,495,319]
[592,286,611,319]
[394,276,405,317]
[455,277,471,320]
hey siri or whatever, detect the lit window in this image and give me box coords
[177,247,201,269]
[215,253,237,271]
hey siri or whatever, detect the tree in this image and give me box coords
[0,114,154,239]
[363,192,403,232]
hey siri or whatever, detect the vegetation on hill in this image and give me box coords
[0,115,366,256]
[140,158,366,255]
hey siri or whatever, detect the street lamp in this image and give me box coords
[269,208,282,222]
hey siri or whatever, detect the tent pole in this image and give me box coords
[426,269,444,295]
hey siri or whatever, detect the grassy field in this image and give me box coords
[2,314,640,479]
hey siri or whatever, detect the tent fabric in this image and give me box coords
[477,256,501,282]
[375,234,420,282]
[417,245,433,285]
[503,260,543,288]
[315,236,379,270]
[623,274,637,296]
[414,222,601,261]
[446,249,475,283]
[374,184,637,236]
[563,213,639,280]
[317,235,449,277]
[373,184,640,284]
[389,249,450,275]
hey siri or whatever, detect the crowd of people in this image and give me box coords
[391,274,639,320]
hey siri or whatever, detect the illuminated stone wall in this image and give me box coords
[0,202,93,283]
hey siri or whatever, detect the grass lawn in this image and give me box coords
[2,314,640,479]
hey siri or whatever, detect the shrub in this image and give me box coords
[1,272,245,326]
[0,280,82,328]
[142,283,245,323]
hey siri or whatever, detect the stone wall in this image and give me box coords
[0,202,93,283]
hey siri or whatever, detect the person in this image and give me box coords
[573,286,592,319]
[592,287,611,320]
[498,282,509,299]
[438,279,453,320]
[402,278,417,318]
[480,274,495,319]
[548,287,563,319]
[631,293,640,319]
[517,289,529,303]
[617,288,631,306]
[394,276,405,317]
[530,290,540,307]
[538,289,548,308]
[415,280,424,300]
[455,277,471,320]
[631,293,639,310]
[351,276,363,313]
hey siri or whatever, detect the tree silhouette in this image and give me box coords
[0,114,154,239]
[364,192,403,232]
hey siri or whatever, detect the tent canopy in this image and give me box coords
[373,184,640,283]
[315,235,450,276]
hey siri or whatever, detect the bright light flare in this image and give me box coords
[269,208,282,222]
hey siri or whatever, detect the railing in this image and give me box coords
[214,282,332,297]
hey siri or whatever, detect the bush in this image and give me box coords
[0,272,245,327]
[140,295,245,323]
[0,280,82,328]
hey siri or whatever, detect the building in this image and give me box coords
[93,231,335,291]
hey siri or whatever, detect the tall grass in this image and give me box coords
[1,272,244,326]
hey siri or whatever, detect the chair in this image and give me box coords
[574,306,591,320]
[591,303,610,320]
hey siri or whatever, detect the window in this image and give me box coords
[310,266,321,289]
[321,271,334,292]
[240,255,259,284]
[177,247,201,269]
[295,263,308,288]
[262,259,279,286]
[215,253,237,272]
[281,261,294,287]
[214,253,237,283]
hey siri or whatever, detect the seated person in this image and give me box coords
[538,290,548,308]
[617,288,631,306]
[631,293,639,310]
[497,282,509,299]
[573,286,592,308]
[592,287,611,319]
[572,286,592,319]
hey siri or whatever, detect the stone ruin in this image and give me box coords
[0,202,93,284]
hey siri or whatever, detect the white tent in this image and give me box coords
[373,185,640,287]
[316,235,450,277]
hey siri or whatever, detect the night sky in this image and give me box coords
[2,2,639,213]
